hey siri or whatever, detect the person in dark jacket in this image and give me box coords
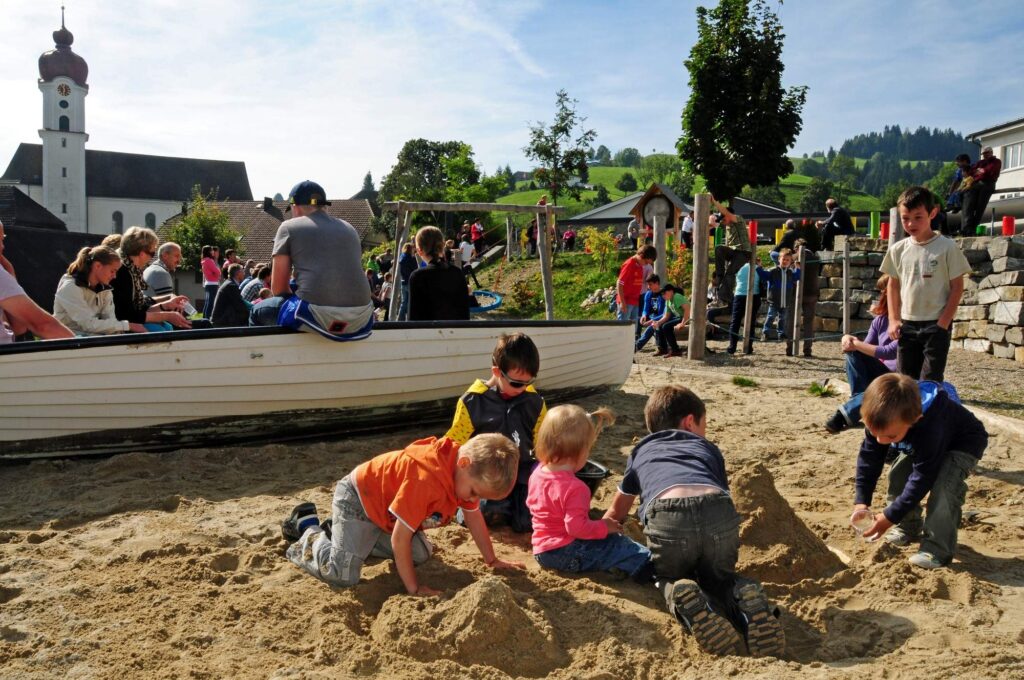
[211,263,251,327]
[854,374,987,570]
[396,242,417,321]
[112,227,191,332]
[408,226,470,321]
[817,198,855,251]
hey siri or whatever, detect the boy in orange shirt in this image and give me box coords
[282,433,524,595]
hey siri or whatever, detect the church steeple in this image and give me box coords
[39,5,89,87]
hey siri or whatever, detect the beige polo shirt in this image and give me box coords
[880,234,971,321]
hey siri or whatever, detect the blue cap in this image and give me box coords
[288,180,331,207]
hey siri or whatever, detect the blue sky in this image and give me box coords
[1,0,1022,199]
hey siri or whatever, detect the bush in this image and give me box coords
[578,226,618,271]
[616,173,638,193]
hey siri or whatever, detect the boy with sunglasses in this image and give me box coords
[446,332,547,532]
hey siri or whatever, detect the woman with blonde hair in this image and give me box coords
[407,226,470,321]
[54,245,147,335]
[112,226,191,332]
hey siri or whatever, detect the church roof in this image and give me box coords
[1,143,253,202]
[158,198,378,264]
[38,17,88,87]
[0,185,67,230]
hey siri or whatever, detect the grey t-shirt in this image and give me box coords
[0,268,26,343]
[272,210,371,307]
[143,262,174,298]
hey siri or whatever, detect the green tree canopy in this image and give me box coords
[636,154,684,188]
[798,177,836,213]
[613,147,642,167]
[828,154,858,205]
[594,145,612,164]
[679,0,806,202]
[168,186,242,271]
[361,171,375,193]
[616,172,638,192]
[524,89,597,205]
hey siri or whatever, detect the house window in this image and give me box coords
[62,203,67,214]
[112,211,124,234]
[145,212,156,228]
[59,115,70,132]
[1004,142,1023,171]
[61,138,67,148]
[62,167,67,178]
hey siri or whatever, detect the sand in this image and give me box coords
[2,363,1023,679]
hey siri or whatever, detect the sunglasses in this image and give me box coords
[500,369,535,389]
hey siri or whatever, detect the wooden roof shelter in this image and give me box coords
[381,200,567,320]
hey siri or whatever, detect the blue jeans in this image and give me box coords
[846,351,890,395]
[762,303,786,338]
[397,282,410,321]
[617,303,638,322]
[250,295,284,326]
[655,316,683,353]
[535,534,651,577]
[202,283,219,319]
[727,295,761,351]
[636,324,656,351]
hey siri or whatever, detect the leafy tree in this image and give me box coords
[442,144,504,203]
[880,182,910,210]
[361,171,375,193]
[595,145,612,165]
[613,147,642,167]
[523,89,597,205]
[168,185,242,271]
[636,154,683,188]
[504,164,516,194]
[678,0,807,202]
[798,177,836,213]
[529,180,537,190]
[826,147,837,164]
[578,227,618,271]
[828,154,858,205]
[616,172,638,192]
[273,192,284,201]
[926,161,957,197]
[797,157,827,179]
[588,184,612,207]
[666,170,695,201]
[742,183,786,207]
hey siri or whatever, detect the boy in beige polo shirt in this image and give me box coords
[880,187,971,382]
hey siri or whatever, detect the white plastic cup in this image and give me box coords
[850,508,873,534]
[183,302,198,316]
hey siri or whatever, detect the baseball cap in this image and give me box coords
[288,180,332,207]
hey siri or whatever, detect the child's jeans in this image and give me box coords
[887,450,977,564]
[286,475,432,587]
[762,303,785,338]
[897,320,951,382]
[535,534,651,577]
[655,316,683,353]
[727,294,761,351]
[643,493,757,626]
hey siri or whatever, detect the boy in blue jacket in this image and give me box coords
[855,373,987,569]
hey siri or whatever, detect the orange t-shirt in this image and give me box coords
[353,436,479,533]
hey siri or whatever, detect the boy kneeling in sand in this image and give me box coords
[603,386,784,657]
[281,433,524,595]
[854,373,987,570]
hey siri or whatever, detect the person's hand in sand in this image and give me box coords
[853,504,893,541]
[484,556,526,571]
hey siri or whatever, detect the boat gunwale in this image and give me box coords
[0,319,632,357]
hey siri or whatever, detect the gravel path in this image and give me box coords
[635,336,1024,421]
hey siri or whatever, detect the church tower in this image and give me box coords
[38,8,89,232]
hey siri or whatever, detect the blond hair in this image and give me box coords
[535,405,615,466]
[120,226,159,257]
[459,433,520,495]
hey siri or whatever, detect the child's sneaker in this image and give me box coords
[908,551,943,570]
[281,502,319,542]
[883,526,918,547]
[670,579,743,656]
[734,582,785,658]
[824,410,849,434]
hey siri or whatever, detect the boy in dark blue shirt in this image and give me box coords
[636,274,665,352]
[855,373,987,569]
[604,385,784,657]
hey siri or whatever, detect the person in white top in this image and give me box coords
[54,245,148,335]
[459,236,480,288]
[0,219,74,342]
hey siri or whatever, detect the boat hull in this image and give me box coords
[0,320,633,459]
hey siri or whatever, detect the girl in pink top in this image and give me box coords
[200,245,221,319]
[526,405,653,582]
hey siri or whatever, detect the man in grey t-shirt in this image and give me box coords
[251,180,372,326]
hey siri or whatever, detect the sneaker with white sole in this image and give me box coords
[908,551,944,569]
[735,582,786,658]
[670,579,743,656]
[883,525,918,547]
[281,502,319,542]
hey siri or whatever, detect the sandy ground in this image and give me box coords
[2,363,1023,679]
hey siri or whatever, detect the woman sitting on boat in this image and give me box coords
[408,226,470,321]
[112,227,192,332]
[53,246,148,335]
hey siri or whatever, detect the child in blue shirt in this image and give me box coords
[635,274,665,352]
[726,260,762,354]
[760,248,800,341]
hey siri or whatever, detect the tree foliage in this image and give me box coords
[616,172,638,192]
[828,154,858,205]
[742,182,786,207]
[678,0,807,202]
[839,125,978,161]
[441,144,504,203]
[594,145,612,165]
[797,157,827,179]
[361,171,375,193]
[798,177,836,213]
[636,154,683,188]
[524,90,597,205]
[168,186,242,271]
[578,226,618,271]
[613,147,642,168]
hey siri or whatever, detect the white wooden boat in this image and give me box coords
[0,320,634,460]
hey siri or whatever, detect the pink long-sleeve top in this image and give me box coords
[526,466,608,554]
[201,257,221,285]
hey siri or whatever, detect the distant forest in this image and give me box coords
[837,125,978,161]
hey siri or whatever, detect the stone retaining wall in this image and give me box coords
[828,235,1024,364]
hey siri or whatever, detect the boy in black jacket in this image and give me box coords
[854,373,987,569]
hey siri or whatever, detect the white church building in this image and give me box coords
[1,14,252,234]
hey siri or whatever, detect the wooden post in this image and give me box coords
[742,233,757,354]
[387,203,411,320]
[688,193,711,360]
[792,246,807,353]
[888,206,903,245]
[505,215,514,262]
[653,214,667,283]
[537,207,556,320]
[841,237,851,336]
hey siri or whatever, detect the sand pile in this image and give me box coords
[731,462,845,584]
[370,576,568,676]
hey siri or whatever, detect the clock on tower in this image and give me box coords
[57,83,70,96]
